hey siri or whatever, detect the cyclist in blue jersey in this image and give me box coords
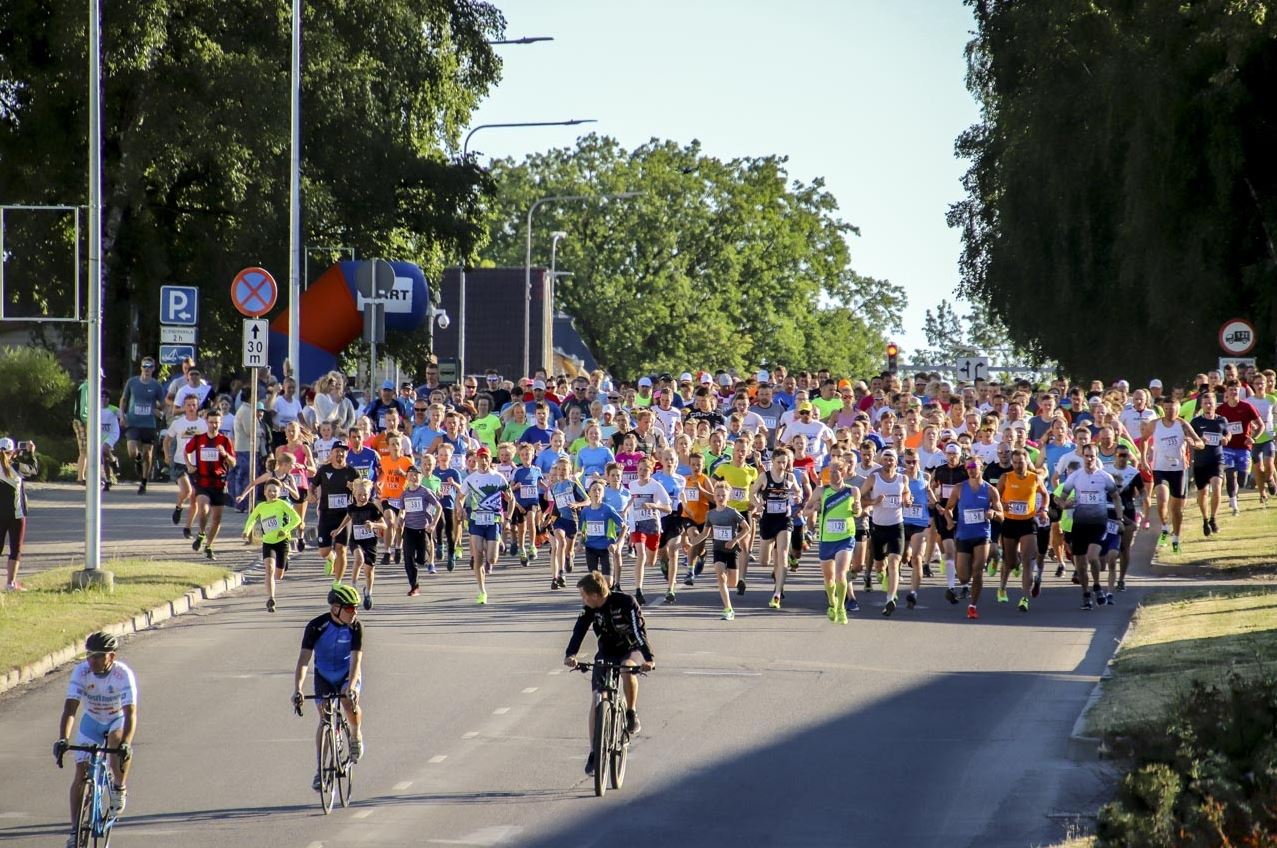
[293,584,365,791]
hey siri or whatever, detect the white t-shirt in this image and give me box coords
[624,479,671,526]
[1119,406,1157,440]
[273,395,304,427]
[173,382,211,410]
[783,420,834,460]
[67,660,138,722]
[166,415,208,447]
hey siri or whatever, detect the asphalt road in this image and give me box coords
[1,482,1145,848]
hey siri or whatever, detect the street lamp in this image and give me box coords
[523,193,640,376]
[549,230,567,325]
[487,36,554,45]
[455,119,597,380]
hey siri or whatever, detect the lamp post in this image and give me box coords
[456,119,596,380]
[549,230,566,324]
[523,192,639,377]
[287,0,301,379]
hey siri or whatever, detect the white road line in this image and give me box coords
[521,687,538,694]
[429,754,448,764]
[547,669,561,675]
[305,842,324,848]
[492,707,510,715]
[352,809,375,819]
[683,670,763,677]
[462,731,479,739]
[393,780,413,790]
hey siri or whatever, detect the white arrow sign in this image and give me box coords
[242,318,269,368]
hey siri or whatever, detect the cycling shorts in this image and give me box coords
[74,714,123,764]
[1252,441,1275,460]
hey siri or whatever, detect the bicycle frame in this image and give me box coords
[297,693,355,813]
[57,743,123,846]
[573,661,648,797]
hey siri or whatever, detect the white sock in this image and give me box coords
[946,560,957,589]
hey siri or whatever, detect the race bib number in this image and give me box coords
[940,485,954,498]
[730,487,746,502]
[586,520,606,537]
[883,494,901,509]
[440,482,456,497]
[327,493,349,510]
[1106,520,1121,536]
[1078,491,1102,505]
[133,403,152,416]
[520,484,538,500]
[1007,501,1029,516]
[712,526,733,542]
[761,417,777,430]
[377,414,387,429]
[1203,432,1221,446]
[766,500,788,514]
[554,493,573,510]
[352,525,374,540]
[473,511,496,526]
[199,447,219,463]
[638,508,658,521]
[903,505,925,520]
[1228,422,1243,436]
[684,488,700,502]
[404,497,424,513]
[451,455,467,471]
[824,518,846,534]
[963,508,987,525]
[260,516,281,534]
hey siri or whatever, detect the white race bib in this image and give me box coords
[404,497,424,513]
[638,508,658,521]
[1106,520,1121,536]
[622,471,638,485]
[963,508,987,525]
[199,447,219,463]
[440,482,456,496]
[940,484,954,498]
[684,488,700,502]
[554,492,573,510]
[327,493,349,510]
[134,403,152,416]
[883,494,901,509]
[586,520,606,537]
[520,484,538,500]
[261,516,281,534]
[1079,491,1102,505]
[904,505,925,520]
[1007,501,1029,516]
[352,525,374,540]
[824,518,847,534]
[712,526,733,542]
[1203,431,1221,446]
[1228,422,1243,436]
[473,511,496,526]
[766,500,788,514]
[730,487,746,502]
[761,417,777,430]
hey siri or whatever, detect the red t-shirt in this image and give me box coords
[185,433,233,489]
[1216,399,1261,450]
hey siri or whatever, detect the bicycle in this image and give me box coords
[294,694,355,813]
[572,661,648,797]
[55,742,124,848]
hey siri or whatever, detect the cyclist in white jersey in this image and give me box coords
[1144,397,1204,552]
[54,632,138,846]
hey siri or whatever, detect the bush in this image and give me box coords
[1096,673,1277,847]
[0,346,75,434]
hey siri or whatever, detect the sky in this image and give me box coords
[468,0,982,356]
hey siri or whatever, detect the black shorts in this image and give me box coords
[318,515,348,549]
[193,486,229,507]
[854,519,869,542]
[1000,517,1036,541]
[291,487,308,506]
[955,536,990,555]
[262,539,290,569]
[1071,522,1106,551]
[904,523,927,543]
[1152,470,1187,498]
[1192,463,1222,490]
[585,547,611,575]
[350,537,377,560]
[870,522,904,562]
[379,499,401,515]
[591,651,640,693]
[758,512,793,541]
[712,547,738,569]
[125,427,157,445]
[932,507,955,540]
[659,514,685,546]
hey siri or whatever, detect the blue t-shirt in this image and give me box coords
[411,426,446,456]
[433,468,462,508]
[524,400,563,424]
[580,504,624,549]
[652,471,685,511]
[535,448,567,475]
[511,466,543,506]
[347,447,381,482]
[576,445,615,479]
[549,480,587,527]
[603,486,629,518]
[520,425,556,447]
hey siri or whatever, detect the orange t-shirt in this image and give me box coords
[379,455,413,501]
[681,472,713,525]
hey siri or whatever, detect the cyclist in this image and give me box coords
[293,584,365,792]
[54,632,137,848]
[564,571,656,777]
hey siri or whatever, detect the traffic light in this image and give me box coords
[886,342,899,373]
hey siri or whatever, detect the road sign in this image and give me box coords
[1219,318,1256,355]
[242,318,269,368]
[160,285,198,326]
[231,267,278,318]
[1219,356,1257,373]
[160,326,196,345]
[158,344,195,365]
[954,356,990,382]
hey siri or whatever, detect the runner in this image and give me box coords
[713,441,757,595]
[162,396,208,538]
[996,448,1049,610]
[679,451,714,587]
[942,455,1004,620]
[752,446,801,610]
[930,443,968,598]
[242,479,303,611]
[686,481,750,620]
[623,458,673,606]
[579,479,625,578]
[1190,392,1227,535]
[120,357,166,493]
[545,458,588,591]
[1247,372,1275,504]
[1217,380,1264,516]
[1144,397,1204,552]
[805,460,862,621]
[310,442,358,582]
[860,449,912,617]
[650,447,687,603]
[1059,445,1121,610]
[432,443,463,572]
[900,447,931,608]
[1109,446,1144,593]
[376,434,412,565]
[459,447,512,604]
[332,479,386,610]
[183,408,235,560]
[400,466,441,593]
[511,442,544,566]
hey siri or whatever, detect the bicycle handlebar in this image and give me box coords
[294,692,349,717]
[570,662,650,675]
[56,743,123,769]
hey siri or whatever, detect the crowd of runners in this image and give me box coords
[71,356,1275,619]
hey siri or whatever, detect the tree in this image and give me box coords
[949,0,1277,382]
[0,0,504,378]
[478,136,907,379]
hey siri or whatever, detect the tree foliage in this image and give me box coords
[479,136,907,379]
[0,0,504,376]
[912,297,1051,379]
[949,0,1277,382]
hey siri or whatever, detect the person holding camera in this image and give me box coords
[0,437,38,591]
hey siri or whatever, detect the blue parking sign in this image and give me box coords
[159,344,195,365]
[160,285,199,326]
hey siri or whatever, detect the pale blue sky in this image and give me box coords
[468,0,981,355]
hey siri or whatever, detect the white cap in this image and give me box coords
[601,378,614,392]
[756,370,770,383]
[679,372,693,382]
[0,438,13,452]
[940,428,957,440]
[717,373,732,386]
[532,379,546,390]
[879,448,897,460]
[1116,379,1130,390]
[1149,379,1163,388]
[944,443,962,455]
[699,373,712,385]
[602,404,616,416]
[637,377,653,388]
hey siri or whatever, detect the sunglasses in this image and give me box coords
[965,463,980,470]
[414,407,427,412]
[904,459,917,466]
[339,604,357,613]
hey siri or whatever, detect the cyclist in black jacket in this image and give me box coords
[564,571,655,775]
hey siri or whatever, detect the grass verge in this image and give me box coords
[1153,490,1276,571]
[0,560,230,673]
[1084,586,1277,738]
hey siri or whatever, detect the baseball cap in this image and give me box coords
[381,380,395,390]
[797,400,814,412]
[1088,395,1103,406]
[1116,379,1130,390]
[879,448,897,460]
[756,370,770,383]
[679,372,693,383]
[0,438,14,452]
[658,373,674,383]
[532,379,547,390]
[330,440,348,451]
[255,401,266,411]
[717,373,732,387]
[638,377,653,388]
[699,373,712,385]
[944,443,962,455]
[940,428,957,440]
[1148,379,1163,388]
[475,447,490,458]
[602,404,617,416]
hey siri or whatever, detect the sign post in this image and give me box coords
[231,268,278,515]
[356,259,396,387]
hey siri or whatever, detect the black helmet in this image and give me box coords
[85,631,119,653]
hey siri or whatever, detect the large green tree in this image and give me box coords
[0,0,503,377]
[479,135,906,380]
[949,0,1277,382]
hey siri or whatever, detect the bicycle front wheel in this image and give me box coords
[74,778,94,848]
[337,718,354,808]
[319,722,337,814]
[609,704,629,791]
[592,700,610,798]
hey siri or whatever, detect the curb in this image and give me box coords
[1068,611,1140,761]
[0,572,243,697]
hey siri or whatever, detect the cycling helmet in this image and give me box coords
[85,631,119,653]
[327,584,360,607]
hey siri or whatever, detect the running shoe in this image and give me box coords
[312,771,323,791]
[192,533,205,552]
[635,588,646,606]
[864,572,873,592]
[584,753,596,775]
[391,548,399,564]
[171,506,182,525]
[1096,592,1107,606]
[530,546,539,561]
[1018,597,1029,612]
[1230,497,1239,516]
[1172,540,1181,554]
[845,597,860,612]
[266,598,276,613]
[563,562,572,573]
[986,561,998,576]
[519,553,528,567]
[966,604,979,620]
[1209,517,1220,534]
[827,605,836,621]
[324,556,334,576]
[1203,519,1212,537]
[349,737,363,764]
[923,563,933,578]
[137,480,146,495]
[476,591,487,605]
[362,589,373,611]
[204,546,216,561]
[1081,593,1093,611]
[834,607,848,625]
[1055,564,1066,578]
[1157,529,1169,547]
[1031,572,1042,598]
[721,608,735,621]
[1117,577,1126,591]
[906,591,917,610]
[664,591,676,604]
[1012,566,1021,578]
[694,557,705,576]
[737,578,747,596]
[556,576,567,589]
[426,564,437,575]
[659,562,668,578]
[408,586,420,597]
[945,587,959,605]
[298,537,306,552]
[878,570,887,590]
[182,527,192,540]
[1104,592,1115,606]
[550,578,560,591]
[4,582,25,592]
[1092,583,1102,595]
[683,572,695,587]
[958,585,970,600]
[882,597,896,617]
[996,589,1009,604]
[768,594,781,610]
[446,556,455,572]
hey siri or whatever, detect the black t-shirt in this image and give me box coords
[565,591,654,661]
[313,465,360,517]
[1190,415,1228,466]
[346,501,383,544]
[932,464,967,502]
[685,409,726,430]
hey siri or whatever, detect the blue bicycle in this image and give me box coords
[56,742,124,848]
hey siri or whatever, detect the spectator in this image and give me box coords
[0,437,37,591]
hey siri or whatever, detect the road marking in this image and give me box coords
[428,825,523,846]
[393,780,413,790]
[547,669,561,675]
[305,842,324,848]
[683,670,762,677]
[0,813,26,819]
[352,809,375,819]
[492,707,510,715]
[462,731,479,739]
[429,754,448,764]
[521,687,538,694]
